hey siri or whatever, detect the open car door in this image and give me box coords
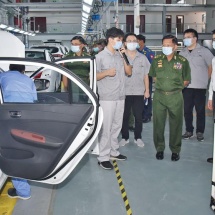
[0,57,103,185]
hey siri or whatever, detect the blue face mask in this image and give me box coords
[162,47,173,56]
[136,43,140,49]
[213,41,215,49]
[93,47,99,52]
[71,45,80,53]
[113,41,122,50]
[183,38,192,47]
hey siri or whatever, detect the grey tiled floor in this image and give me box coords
[13,114,214,215]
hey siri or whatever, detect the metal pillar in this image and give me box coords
[162,6,166,36]
[134,0,140,35]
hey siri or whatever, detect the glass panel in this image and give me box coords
[25,51,45,60]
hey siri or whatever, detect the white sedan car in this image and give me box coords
[25,49,61,92]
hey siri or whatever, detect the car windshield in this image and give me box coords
[25,51,45,60]
[32,46,59,54]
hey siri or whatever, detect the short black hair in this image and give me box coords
[9,64,25,73]
[105,27,124,43]
[97,39,107,47]
[183,28,198,40]
[162,34,178,45]
[212,29,215,35]
[136,34,146,43]
[124,33,137,42]
[71,36,87,45]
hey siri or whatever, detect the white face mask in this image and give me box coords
[213,41,215,49]
[71,45,80,53]
[183,38,193,47]
[127,42,138,51]
[162,47,173,56]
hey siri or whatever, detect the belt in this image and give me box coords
[156,89,181,95]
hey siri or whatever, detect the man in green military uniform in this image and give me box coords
[149,35,191,161]
[62,36,90,102]
[63,36,90,86]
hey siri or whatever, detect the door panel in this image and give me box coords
[0,58,102,184]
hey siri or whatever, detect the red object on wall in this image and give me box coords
[14,17,22,29]
[30,17,47,33]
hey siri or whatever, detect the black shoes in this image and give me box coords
[110,154,127,161]
[156,152,164,160]
[182,131,194,140]
[196,132,204,142]
[98,161,113,170]
[207,157,213,163]
[156,152,180,161]
[171,153,180,161]
[7,188,31,200]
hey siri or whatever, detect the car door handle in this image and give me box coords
[9,111,21,118]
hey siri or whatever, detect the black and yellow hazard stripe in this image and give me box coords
[113,160,132,215]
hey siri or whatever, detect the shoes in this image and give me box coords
[7,188,31,200]
[196,132,204,142]
[129,126,135,132]
[98,161,113,170]
[156,151,164,160]
[134,139,145,147]
[110,154,127,161]
[119,139,129,147]
[207,157,213,163]
[142,118,151,123]
[182,131,194,140]
[171,153,180,161]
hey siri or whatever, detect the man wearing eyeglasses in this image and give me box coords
[180,28,213,142]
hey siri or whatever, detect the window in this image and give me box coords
[30,17,47,33]
[176,15,184,33]
[166,0,171,4]
[126,15,145,33]
[166,15,172,33]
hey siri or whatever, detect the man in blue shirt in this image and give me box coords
[137,35,155,123]
[0,64,37,200]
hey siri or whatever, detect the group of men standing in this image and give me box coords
[95,27,214,170]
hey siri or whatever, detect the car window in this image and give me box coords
[25,51,45,60]
[32,46,59,54]
[59,47,64,54]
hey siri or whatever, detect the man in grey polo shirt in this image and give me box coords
[180,28,213,141]
[120,33,150,147]
[96,27,132,170]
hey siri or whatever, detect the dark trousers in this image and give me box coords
[182,88,206,133]
[143,76,152,119]
[121,95,144,140]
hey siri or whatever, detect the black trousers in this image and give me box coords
[182,88,206,133]
[121,95,144,140]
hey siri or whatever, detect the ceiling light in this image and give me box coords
[82,12,89,19]
[83,0,93,6]
[83,4,91,14]
[32,33,36,36]
[0,24,8,29]
[24,32,28,35]
[7,26,14,31]
[19,30,24,33]
[13,28,20,32]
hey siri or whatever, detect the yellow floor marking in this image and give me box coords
[0,181,17,215]
[113,160,133,215]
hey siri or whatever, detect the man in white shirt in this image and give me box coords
[207,30,215,163]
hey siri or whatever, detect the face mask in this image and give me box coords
[93,47,99,52]
[113,41,122,50]
[183,38,192,47]
[71,45,80,53]
[136,43,140,49]
[162,47,173,56]
[127,42,138,51]
[213,41,215,49]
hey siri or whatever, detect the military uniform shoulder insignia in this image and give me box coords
[178,55,186,62]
